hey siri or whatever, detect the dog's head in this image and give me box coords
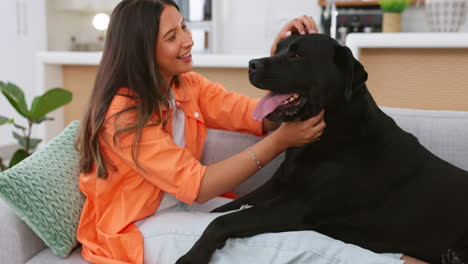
[250,34,368,122]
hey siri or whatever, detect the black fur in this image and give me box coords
[177,34,468,264]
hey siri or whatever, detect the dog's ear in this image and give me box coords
[334,45,368,102]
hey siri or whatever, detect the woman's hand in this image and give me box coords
[270,16,319,56]
[272,110,326,150]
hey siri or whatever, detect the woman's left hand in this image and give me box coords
[270,16,319,56]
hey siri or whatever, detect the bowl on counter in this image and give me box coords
[425,0,468,32]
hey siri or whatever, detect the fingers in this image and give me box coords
[291,18,307,35]
[306,110,325,143]
[271,15,318,56]
[305,109,325,126]
[304,16,318,33]
[311,118,326,136]
[285,16,319,36]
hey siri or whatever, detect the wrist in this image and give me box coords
[269,130,288,153]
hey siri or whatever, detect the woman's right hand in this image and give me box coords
[272,109,326,150]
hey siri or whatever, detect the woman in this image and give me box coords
[75,0,427,263]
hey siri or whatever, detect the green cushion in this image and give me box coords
[0,121,84,258]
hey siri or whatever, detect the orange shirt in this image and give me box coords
[77,72,264,264]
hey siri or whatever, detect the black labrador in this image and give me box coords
[177,34,468,264]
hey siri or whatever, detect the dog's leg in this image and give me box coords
[211,163,288,213]
[211,176,280,213]
[176,198,313,264]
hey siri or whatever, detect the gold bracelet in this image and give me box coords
[246,147,262,170]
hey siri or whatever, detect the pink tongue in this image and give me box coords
[252,93,293,121]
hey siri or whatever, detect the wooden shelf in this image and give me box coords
[318,0,424,7]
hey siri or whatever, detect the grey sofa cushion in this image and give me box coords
[382,107,468,171]
[0,199,46,264]
[201,130,285,197]
[25,247,89,264]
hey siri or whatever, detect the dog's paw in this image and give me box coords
[442,249,465,264]
[176,251,213,264]
[175,255,196,264]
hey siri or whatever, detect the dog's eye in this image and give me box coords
[291,53,301,59]
[288,44,302,59]
[290,53,302,60]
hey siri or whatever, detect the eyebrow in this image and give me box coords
[163,18,185,38]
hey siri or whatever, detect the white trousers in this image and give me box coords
[137,197,404,264]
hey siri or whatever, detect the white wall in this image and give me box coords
[216,2,468,54]
[45,1,468,53]
[46,1,107,51]
[216,0,322,54]
[0,0,47,150]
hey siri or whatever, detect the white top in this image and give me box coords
[171,91,186,149]
[134,93,187,226]
[156,90,187,212]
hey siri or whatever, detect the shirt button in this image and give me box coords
[194,112,200,118]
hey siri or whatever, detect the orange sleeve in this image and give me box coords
[189,72,266,137]
[101,94,206,205]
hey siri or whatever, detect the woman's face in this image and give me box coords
[156,5,194,84]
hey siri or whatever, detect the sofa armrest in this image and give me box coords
[0,199,46,264]
[201,129,285,197]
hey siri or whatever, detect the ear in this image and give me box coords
[334,45,368,102]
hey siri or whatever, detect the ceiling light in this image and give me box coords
[93,13,110,31]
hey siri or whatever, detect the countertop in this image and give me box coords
[346,32,468,58]
[38,33,468,67]
[36,52,268,68]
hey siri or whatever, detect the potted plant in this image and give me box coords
[379,0,410,32]
[0,81,72,171]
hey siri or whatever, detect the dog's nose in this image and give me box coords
[249,59,264,73]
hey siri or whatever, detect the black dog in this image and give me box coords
[177,34,468,264]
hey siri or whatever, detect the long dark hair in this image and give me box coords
[76,0,180,179]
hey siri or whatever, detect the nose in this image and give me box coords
[182,29,194,48]
[249,59,264,73]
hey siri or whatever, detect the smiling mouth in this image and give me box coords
[177,52,191,60]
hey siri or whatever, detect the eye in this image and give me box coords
[291,53,302,59]
[289,44,302,59]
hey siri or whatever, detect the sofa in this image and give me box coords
[1,107,467,264]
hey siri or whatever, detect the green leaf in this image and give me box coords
[8,149,29,168]
[0,115,13,126]
[379,0,409,12]
[29,88,72,121]
[34,116,54,124]
[12,132,41,152]
[13,122,26,131]
[28,138,42,151]
[12,131,27,149]
[0,82,30,119]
